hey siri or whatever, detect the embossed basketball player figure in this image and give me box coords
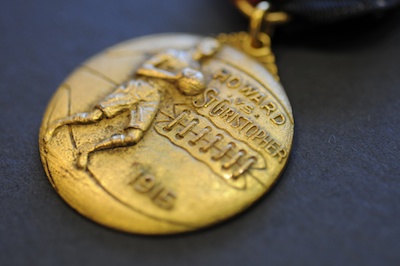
[44,38,220,169]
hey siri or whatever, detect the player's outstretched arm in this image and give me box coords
[136,53,181,80]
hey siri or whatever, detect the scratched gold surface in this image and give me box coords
[39,34,294,234]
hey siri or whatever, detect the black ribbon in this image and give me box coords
[270,0,400,22]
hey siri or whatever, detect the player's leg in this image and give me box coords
[76,92,160,169]
[77,128,142,169]
[44,108,104,143]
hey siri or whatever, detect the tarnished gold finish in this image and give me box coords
[39,33,293,234]
[43,38,220,169]
[234,0,291,25]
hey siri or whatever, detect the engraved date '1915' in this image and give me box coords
[129,172,176,210]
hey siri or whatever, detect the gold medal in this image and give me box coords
[39,2,294,234]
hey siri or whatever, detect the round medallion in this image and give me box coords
[39,33,294,234]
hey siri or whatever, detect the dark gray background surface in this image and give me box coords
[1,1,399,265]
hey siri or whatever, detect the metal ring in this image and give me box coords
[249,2,269,47]
[234,0,290,25]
